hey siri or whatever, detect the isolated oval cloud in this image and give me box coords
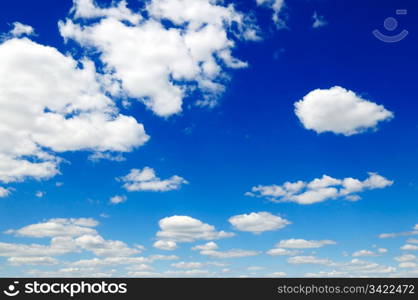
[294,86,393,136]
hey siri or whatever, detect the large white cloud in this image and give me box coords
[228,212,290,234]
[294,86,393,136]
[247,173,393,204]
[156,215,234,243]
[59,0,259,117]
[119,167,188,192]
[0,37,149,183]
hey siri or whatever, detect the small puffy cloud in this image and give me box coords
[394,254,416,262]
[7,256,58,266]
[228,212,290,234]
[191,241,219,251]
[352,250,376,257]
[109,195,127,205]
[191,241,259,259]
[276,239,336,249]
[268,271,287,277]
[294,86,393,136]
[10,22,34,37]
[119,167,188,192]
[153,240,177,251]
[247,173,392,204]
[171,262,204,269]
[266,248,299,256]
[6,218,98,238]
[74,234,139,257]
[35,191,45,198]
[156,216,234,243]
[0,187,11,198]
[312,12,327,28]
[401,244,418,251]
[287,256,332,265]
[377,248,388,253]
[256,0,286,28]
[59,0,259,117]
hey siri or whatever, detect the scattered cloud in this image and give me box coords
[228,212,290,234]
[10,22,34,37]
[352,250,377,257]
[312,12,327,28]
[275,239,336,249]
[8,256,58,266]
[294,86,393,136]
[119,167,188,192]
[287,256,332,265]
[109,195,127,205]
[256,0,286,28]
[247,173,392,204]
[0,187,11,198]
[266,248,300,256]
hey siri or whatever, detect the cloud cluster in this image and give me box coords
[247,173,393,204]
[0,37,148,183]
[59,0,259,116]
[294,86,393,136]
[191,241,259,259]
[119,167,188,192]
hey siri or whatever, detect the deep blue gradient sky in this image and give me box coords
[0,0,417,277]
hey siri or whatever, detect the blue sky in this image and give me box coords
[0,0,417,277]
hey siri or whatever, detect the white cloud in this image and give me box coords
[287,256,332,265]
[268,271,287,277]
[401,244,418,251]
[171,262,204,269]
[74,234,140,257]
[71,255,178,267]
[294,86,393,136]
[399,262,417,268]
[312,12,327,28]
[352,250,376,257]
[0,187,11,198]
[191,241,259,259]
[0,37,149,183]
[6,218,98,238]
[156,216,234,243]
[276,239,336,249]
[59,0,259,117]
[191,241,219,251]
[377,248,388,253]
[266,248,299,256]
[256,0,286,28]
[10,22,34,37]
[0,237,78,257]
[8,256,58,266]
[153,240,177,251]
[247,173,393,204]
[119,167,188,192]
[228,212,290,234]
[35,191,45,198]
[394,254,416,262]
[109,195,127,205]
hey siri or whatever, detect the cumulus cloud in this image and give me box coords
[352,250,377,257]
[191,242,259,259]
[6,218,98,238]
[294,86,393,136]
[394,254,416,262]
[59,0,259,117]
[266,248,299,256]
[156,216,234,243]
[119,167,188,192]
[109,195,127,205]
[153,240,178,251]
[287,256,332,265]
[275,239,336,249]
[0,37,149,183]
[74,234,140,257]
[8,256,58,266]
[228,212,290,234]
[247,173,392,204]
[171,262,204,269]
[401,244,418,251]
[379,224,418,239]
[10,22,34,37]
